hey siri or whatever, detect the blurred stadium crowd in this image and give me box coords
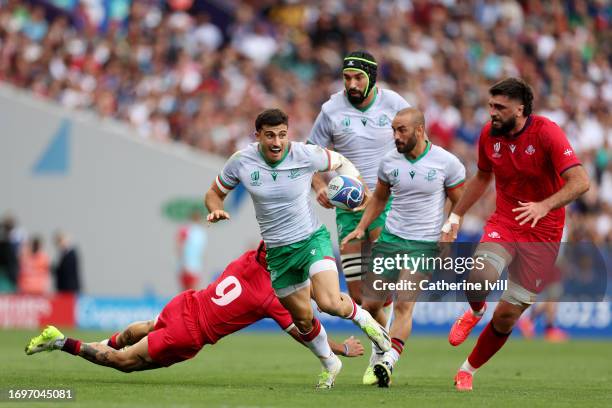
[0,0,610,244]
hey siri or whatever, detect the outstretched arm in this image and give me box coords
[204,182,230,223]
[441,169,492,242]
[287,327,364,357]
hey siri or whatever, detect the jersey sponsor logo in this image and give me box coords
[426,169,437,181]
[347,60,355,66]
[310,249,316,256]
[378,114,390,126]
[487,231,501,239]
[525,145,536,155]
[563,148,574,157]
[492,142,502,158]
[250,170,262,186]
[360,118,368,126]
[289,169,300,179]
[509,144,516,153]
[341,116,351,128]
[392,168,399,178]
[271,171,278,181]
[409,170,416,179]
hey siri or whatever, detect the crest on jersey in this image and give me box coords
[525,145,536,155]
[341,116,351,128]
[378,114,390,126]
[392,169,399,178]
[250,170,262,186]
[289,169,300,179]
[487,231,501,239]
[426,169,437,181]
[492,142,502,158]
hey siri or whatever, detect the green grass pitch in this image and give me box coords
[1,329,611,408]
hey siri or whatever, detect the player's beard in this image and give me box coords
[347,88,366,105]
[396,130,418,154]
[490,116,517,136]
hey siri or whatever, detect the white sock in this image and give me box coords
[299,320,334,368]
[460,359,477,375]
[471,305,486,317]
[348,302,370,326]
[383,302,393,330]
[53,337,67,349]
[384,348,401,367]
[319,353,338,370]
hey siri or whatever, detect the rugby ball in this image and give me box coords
[327,175,365,210]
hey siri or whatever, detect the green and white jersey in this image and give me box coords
[308,88,410,191]
[378,142,466,242]
[216,142,331,248]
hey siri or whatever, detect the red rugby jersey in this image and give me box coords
[192,247,293,344]
[477,115,581,231]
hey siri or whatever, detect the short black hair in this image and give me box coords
[489,77,534,116]
[255,108,289,131]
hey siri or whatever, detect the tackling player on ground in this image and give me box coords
[25,243,364,371]
[204,108,390,389]
[342,108,466,387]
[308,51,410,384]
[441,78,590,391]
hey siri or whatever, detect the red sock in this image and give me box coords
[108,333,121,350]
[467,321,511,369]
[347,298,358,319]
[391,338,404,355]
[61,338,82,355]
[298,318,321,342]
[469,301,486,313]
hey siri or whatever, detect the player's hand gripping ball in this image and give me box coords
[327,175,365,210]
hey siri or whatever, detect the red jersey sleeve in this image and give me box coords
[477,126,493,172]
[264,295,294,331]
[543,121,581,175]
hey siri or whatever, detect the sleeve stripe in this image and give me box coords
[559,163,582,176]
[216,175,234,194]
[325,149,332,171]
[446,179,465,190]
[284,323,296,333]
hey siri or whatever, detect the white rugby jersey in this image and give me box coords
[378,142,466,241]
[308,88,410,190]
[216,142,330,248]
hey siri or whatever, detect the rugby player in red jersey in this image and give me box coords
[440,78,590,391]
[25,242,364,377]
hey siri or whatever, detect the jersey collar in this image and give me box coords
[405,140,431,164]
[258,142,291,168]
[345,87,378,112]
[495,115,533,139]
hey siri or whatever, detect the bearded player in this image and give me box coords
[25,242,364,374]
[441,78,590,391]
[308,51,410,384]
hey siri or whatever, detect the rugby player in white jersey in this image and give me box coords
[343,108,466,387]
[308,51,411,384]
[205,108,390,389]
